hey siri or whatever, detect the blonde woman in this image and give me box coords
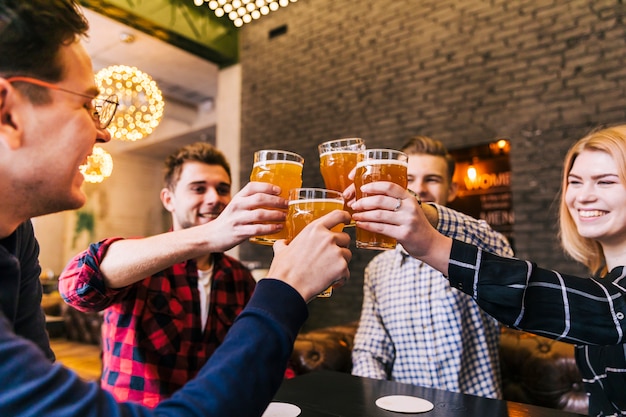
[348,125,626,416]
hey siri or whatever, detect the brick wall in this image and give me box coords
[237,0,626,330]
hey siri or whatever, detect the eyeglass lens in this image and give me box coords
[95,96,118,129]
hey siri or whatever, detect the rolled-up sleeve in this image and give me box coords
[434,204,514,257]
[58,237,126,312]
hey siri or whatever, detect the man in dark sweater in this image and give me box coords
[0,1,351,416]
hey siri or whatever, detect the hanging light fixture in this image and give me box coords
[95,65,165,142]
[80,146,114,183]
[195,0,298,28]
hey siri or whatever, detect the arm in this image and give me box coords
[92,182,288,289]
[433,204,514,257]
[351,262,393,380]
[267,210,352,302]
[391,197,512,257]
[57,237,127,312]
[448,240,626,345]
[0,280,307,417]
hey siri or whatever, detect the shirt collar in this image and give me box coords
[397,243,423,267]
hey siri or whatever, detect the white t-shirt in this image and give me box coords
[197,263,214,330]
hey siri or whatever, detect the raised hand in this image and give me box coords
[204,181,288,252]
[349,181,452,274]
[268,210,352,302]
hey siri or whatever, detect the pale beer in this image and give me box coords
[286,188,344,297]
[319,151,362,192]
[355,150,408,250]
[319,150,361,209]
[249,150,304,245]
[318,138,365,222]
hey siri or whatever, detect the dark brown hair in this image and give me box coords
[163,142,231,190]
[0,0,89,102]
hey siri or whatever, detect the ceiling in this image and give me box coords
[80,6,221,160]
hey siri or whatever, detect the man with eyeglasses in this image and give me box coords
[0,1,351,416]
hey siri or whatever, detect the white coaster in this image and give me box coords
[261,402,302,417]
[375,395,434,413]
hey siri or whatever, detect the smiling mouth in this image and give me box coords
[198,213,219,220]
[578,210,607,219]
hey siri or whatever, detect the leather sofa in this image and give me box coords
[290,322,589,415]
[60,303,103,346]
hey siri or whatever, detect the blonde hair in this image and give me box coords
[401,135,456,181]
[559,125,626,275]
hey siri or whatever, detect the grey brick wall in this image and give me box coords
[237,0,626,330]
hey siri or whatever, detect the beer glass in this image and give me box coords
[354,149,408,250]
[286,188,345,297]
[318,137,365,224]
[249,150,304,245]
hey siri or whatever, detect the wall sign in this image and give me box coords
[448,140,514,248]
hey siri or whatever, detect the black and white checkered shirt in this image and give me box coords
[448,239,626,416]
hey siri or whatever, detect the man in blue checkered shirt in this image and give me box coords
[351,136,513,398]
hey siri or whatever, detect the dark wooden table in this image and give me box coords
[272,371,586,417]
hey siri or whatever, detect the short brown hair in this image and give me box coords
[163,142,231,190]
[401,135,456,181]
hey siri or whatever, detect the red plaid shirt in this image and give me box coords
[58,237,256,407]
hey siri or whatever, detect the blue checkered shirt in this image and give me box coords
[352,204,514,398]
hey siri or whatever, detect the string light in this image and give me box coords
[95,65,165,142]
[201,0,298,27]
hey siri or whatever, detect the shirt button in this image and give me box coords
[617,312,625,320]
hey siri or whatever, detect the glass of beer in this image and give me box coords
[249,150,304,245]
[354,149,408,250]
[286,188,345,297]
[318,137,366,224]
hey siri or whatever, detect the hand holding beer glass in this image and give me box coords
[249,150,304,245]
[354,149,408,250]
[318,138,365,224]
[286,188,345,297]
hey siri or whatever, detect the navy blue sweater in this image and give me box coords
[0,277,307,416]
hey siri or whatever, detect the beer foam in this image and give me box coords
[253,160,303,168]
[356,159,408,169]
[288,198,343,205]
[319,149,362,157]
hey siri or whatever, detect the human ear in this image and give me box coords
[160,187,175,212]
[447,181,459,203]
[0,79,23,150]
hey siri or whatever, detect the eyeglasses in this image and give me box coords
[5,76,119,129]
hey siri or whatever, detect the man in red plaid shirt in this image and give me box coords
[59,142,284,407]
